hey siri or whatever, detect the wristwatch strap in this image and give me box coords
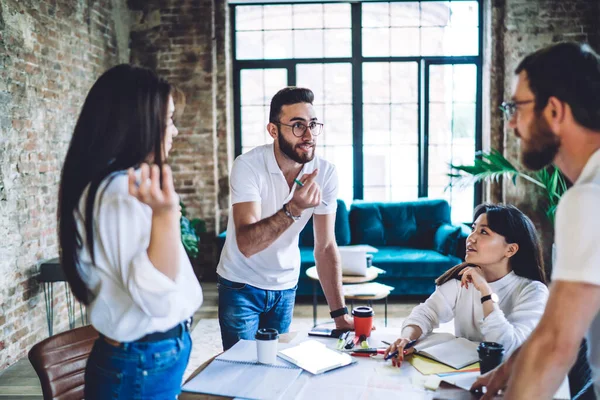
[330,306,349,318]
[283,203,301,221]
[481,294,496,304]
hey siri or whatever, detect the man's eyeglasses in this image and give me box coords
[276,121,324,137]
[499,99,535,121]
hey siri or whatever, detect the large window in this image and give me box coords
[232,0,482,222]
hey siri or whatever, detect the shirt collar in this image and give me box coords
[575,148,600,185]
[266,143,281,174]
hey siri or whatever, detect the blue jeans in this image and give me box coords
[218,275,297,350]
[84,323,192,399]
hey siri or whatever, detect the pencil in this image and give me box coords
[294,179,328,206]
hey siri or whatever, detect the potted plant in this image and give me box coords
[180,200,206,265]
[448,149,568,224]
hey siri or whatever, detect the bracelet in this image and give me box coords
[282,203,301,221]
[330,306,348,318]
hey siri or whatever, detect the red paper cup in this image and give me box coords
[352,306,374,338]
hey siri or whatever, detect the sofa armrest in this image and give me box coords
[451,224,470,260]
[433,223,469,259]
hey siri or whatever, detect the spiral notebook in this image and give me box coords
[182,339,302,400]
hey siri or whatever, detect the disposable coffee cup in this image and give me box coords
[255,328,279,364]
[352,306,374,338]
[478,342,504,374]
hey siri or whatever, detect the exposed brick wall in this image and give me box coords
[487,0,600,272]
[215,0,233,236]
[129,0,232,278]
[0,0,129,371]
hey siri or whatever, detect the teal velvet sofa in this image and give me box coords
[216,198,469,297]
[296,198,469,297]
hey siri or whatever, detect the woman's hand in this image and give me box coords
[128,163,179,216]
[383,338,414,368]
[458,265,492,295]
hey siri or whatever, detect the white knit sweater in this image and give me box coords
[402,271,549,355]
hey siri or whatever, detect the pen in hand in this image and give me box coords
[384,339,417,361]
[293,178,329,206]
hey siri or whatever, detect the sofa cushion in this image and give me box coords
[406,199,452,249]
[433,223,462,255]
[299,199,350,247]
[348,202,386,246]
[371,247,461,279]
[301,247,460,279]
[349,199,451,247]
[381,205,417,246]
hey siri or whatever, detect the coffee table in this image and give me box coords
[305,266,388,327]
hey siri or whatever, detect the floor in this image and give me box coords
[0,282,420,399]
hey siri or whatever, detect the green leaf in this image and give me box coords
[191,218,207,234]
[180,199,205,261]
[448,149,566,223]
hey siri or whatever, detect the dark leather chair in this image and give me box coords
[28,325,99,400]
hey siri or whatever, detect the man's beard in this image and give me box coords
[519,114,561,171]
[277,129,315,164]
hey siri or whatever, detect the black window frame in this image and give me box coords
[231,0,483,210]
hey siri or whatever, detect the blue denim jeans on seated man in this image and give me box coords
[84,322,192,400]
[218,275,297,350]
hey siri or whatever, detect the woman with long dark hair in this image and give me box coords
[384,204,548,366]
[58,64,202,398]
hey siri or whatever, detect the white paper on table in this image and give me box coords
[441,372,570,399]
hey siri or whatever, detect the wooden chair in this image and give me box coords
[28,325,98,400]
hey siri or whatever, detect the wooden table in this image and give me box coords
[305,266,389,327]
[180,332,297,400]
[180,332,487,400]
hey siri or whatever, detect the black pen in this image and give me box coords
[384,339,417,361]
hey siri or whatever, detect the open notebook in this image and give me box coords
[278,340,354,375]
[411,332,479,370]
[182,340,302,400]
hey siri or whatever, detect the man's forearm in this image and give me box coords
[237,209,293,257]
[505,331,576,398]
[315,245,344,311]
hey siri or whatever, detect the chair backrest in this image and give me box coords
[28,325,99,400]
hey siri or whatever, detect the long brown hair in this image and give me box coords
[58,64,176,305]
[436,204,547,286]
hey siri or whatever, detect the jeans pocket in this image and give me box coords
[148,340,185,373]
[218,275,247,290]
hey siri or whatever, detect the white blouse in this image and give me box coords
[402,271,548,355]
[75,172,203,342]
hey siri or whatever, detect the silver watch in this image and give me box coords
[283,203,301,221]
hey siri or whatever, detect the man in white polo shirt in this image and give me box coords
[471,42,600,398]
[217,87,353,350]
